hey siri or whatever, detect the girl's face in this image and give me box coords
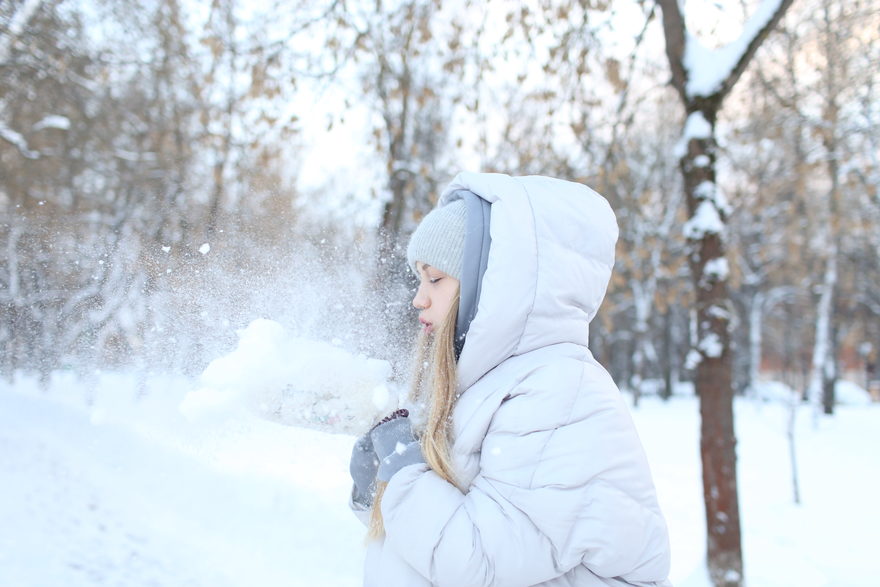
[412,262,460,335]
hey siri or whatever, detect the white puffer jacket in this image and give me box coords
[365,172,672,587]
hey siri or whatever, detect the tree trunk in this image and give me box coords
[807,247,836,411]
[656,0,794,582]
[822,319,838,415]
[816,0,842,416]
[681,109,743,587]
[631,285,647,407]
[748,290,765,394]
[661,308,675,401]
[787,392,801,505]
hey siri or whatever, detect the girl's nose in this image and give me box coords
[412,285,430,310]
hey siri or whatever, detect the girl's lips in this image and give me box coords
[420,318,433,334]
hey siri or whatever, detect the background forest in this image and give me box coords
[3,0,878,399]
[2,1,879,586]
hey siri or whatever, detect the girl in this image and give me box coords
[349,172,672,587]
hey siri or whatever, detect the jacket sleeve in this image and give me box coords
[379,386,670,586]
[381,464,566,586]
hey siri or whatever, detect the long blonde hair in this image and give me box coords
[368,290,461,539]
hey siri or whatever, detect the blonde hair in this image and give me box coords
[368,290,461,539]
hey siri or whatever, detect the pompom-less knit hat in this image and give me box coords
[406,199,467,279]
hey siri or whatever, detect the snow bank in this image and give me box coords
[835,379,873,405]
[749,379,872,406]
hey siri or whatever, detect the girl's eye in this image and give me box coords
[429,277,442,284]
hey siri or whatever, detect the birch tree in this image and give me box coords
[603,93,688,405]
[725,75,808,394]
[656,1,794,584]
[803,0,879,414]
[751,0,880,412]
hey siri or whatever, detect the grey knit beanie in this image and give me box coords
[406,199,467,279]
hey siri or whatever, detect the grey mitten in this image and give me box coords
[349,433,379,508]
[370,416,425,482]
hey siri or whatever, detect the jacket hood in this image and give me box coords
[438,172,619,391]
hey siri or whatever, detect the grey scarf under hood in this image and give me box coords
[445,189,491,359]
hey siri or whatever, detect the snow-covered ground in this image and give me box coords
[0,372,365,587]
[1,341,877,586]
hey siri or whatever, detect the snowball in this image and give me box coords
[199,243,211,255]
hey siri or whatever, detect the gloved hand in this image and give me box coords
[349,409,414,508]
[349,432,379,509]
[370,415,425,482]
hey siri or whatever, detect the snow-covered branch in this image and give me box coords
[686,0,795,100]
[0,122,40,159]
[658,0,795,102]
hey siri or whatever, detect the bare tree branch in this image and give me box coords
[656,0,688,101]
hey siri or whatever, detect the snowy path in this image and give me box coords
[0,388,365,587]
[1,376,878,586]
